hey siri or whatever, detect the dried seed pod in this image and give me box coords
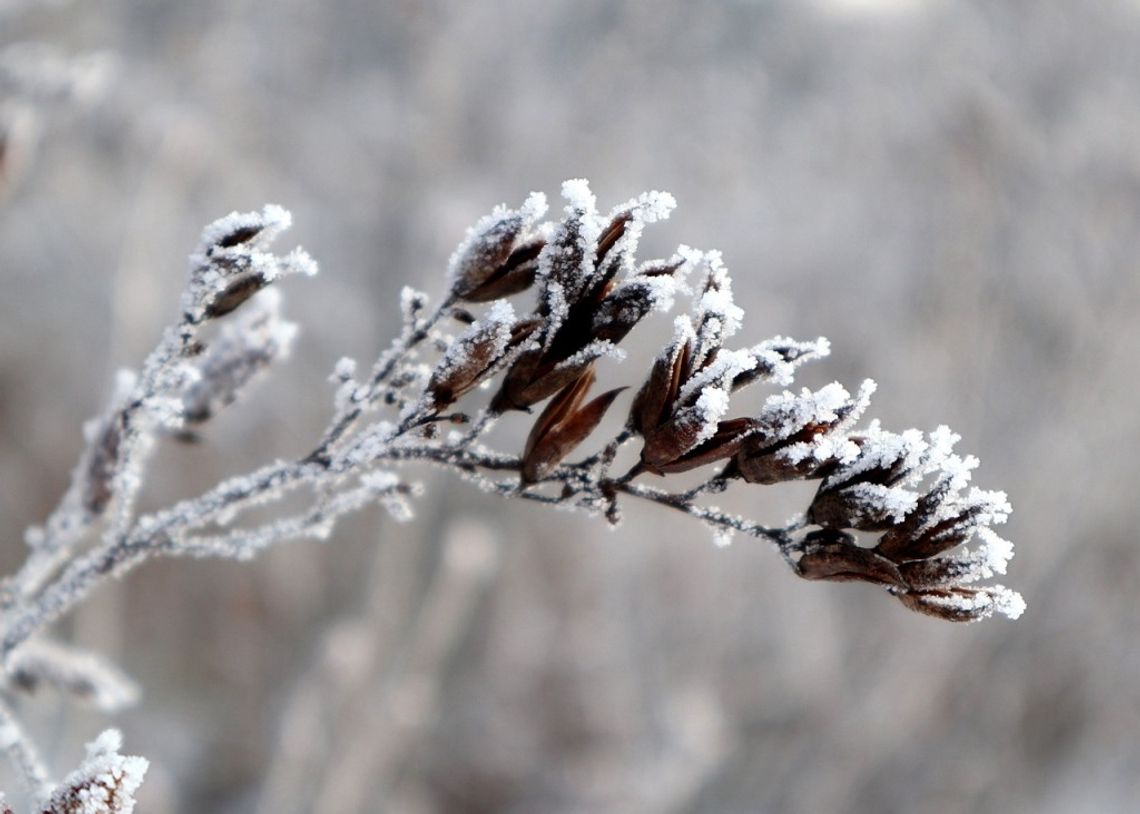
[461,239,545,302]
[185,205,317,324]
[521,368,624,483]
[875,477,1010,562]
[426,302,533,410]
[895,585,1024,623]
[449,192,547,302]
[490,185,682,414]
[651,417,759,475]
[808,427,929,530]
[795,530,906,588]
[631,326,690,439]
[734,381,873,485]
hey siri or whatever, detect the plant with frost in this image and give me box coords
[0,181,1023,805]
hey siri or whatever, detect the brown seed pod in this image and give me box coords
[521,368,625,483]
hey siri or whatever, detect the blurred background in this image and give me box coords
[2,0,1138,811]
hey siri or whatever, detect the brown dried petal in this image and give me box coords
[734,419,845,485]
[874,476,956,560]
[524,368,596,459]
[639,400,718,472]
[895,588,996,623]
[514,354,598,409]
[631,337,688,437]
[451,213,526,299]
[427,341,500,410]
[213,223,265,249]
[491,348,544,412]
[651,417,759,475]
[796,537,906,588]
[595,210,633,268]
[808,487,905,532]
[203,274,267,320]
[522,371,624,483]
[461,239,544,302]
[735,451,830,485]
[591,279,660,345]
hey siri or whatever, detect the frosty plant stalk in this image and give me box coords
[0,181,1023,807]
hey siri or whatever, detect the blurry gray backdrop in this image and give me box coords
[2,0,1138,811]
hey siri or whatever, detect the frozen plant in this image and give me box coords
[0,182,1023,804]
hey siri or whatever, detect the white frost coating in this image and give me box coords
[620,189,676,224]
[446,192,548,284]
[192,203,291,261]
[842,482,919,522]
[561,178,597,214]
[6,639,140,713]
[689,387,732,446]
[520,190,548,222]
[554,338,626,372]
[41,728,148,814]
[975,527,1015,575]
[640,274,680,313]
[712,527,735,548]
[991,586,1027,620]
[758,382,852,442]
[823,424,927,490]
[482,298,516,328]
[676,347,756,407]
[183,205,317,323]
[966,487,1012,525]
[689,249,743,341]
[332,356,357,381]
[750,336,831,386]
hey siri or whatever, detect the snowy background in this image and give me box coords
[2,0,1138,811]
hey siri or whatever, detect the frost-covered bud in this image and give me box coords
[491,339,624,413]
[896,584,1026,623]
[732,336,831,390]
[631,317,758,475]
[489,184,681,413]
[790,420,1022,620]
[425,301,535,409]
[184,205,317,324]
[520,368,624,483]
[41,729,148,814]
[180,290,297,424]
[448,192,548,302]
[875,477,1011,562]
[807,426,929,531]
[735,381,874,485]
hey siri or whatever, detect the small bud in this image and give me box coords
[426,302,528,410]
[450,193,547,302]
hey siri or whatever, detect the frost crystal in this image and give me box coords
[40,729,147,814]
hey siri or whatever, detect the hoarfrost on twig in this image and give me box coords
[0,182,1024,800]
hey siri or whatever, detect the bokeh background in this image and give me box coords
[2,0,1138,811]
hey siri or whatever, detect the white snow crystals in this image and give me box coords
[39,730,147,814]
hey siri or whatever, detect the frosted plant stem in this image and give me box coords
[0,184,1022,803]
[0,700,51,798]
[308,294,456,462]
